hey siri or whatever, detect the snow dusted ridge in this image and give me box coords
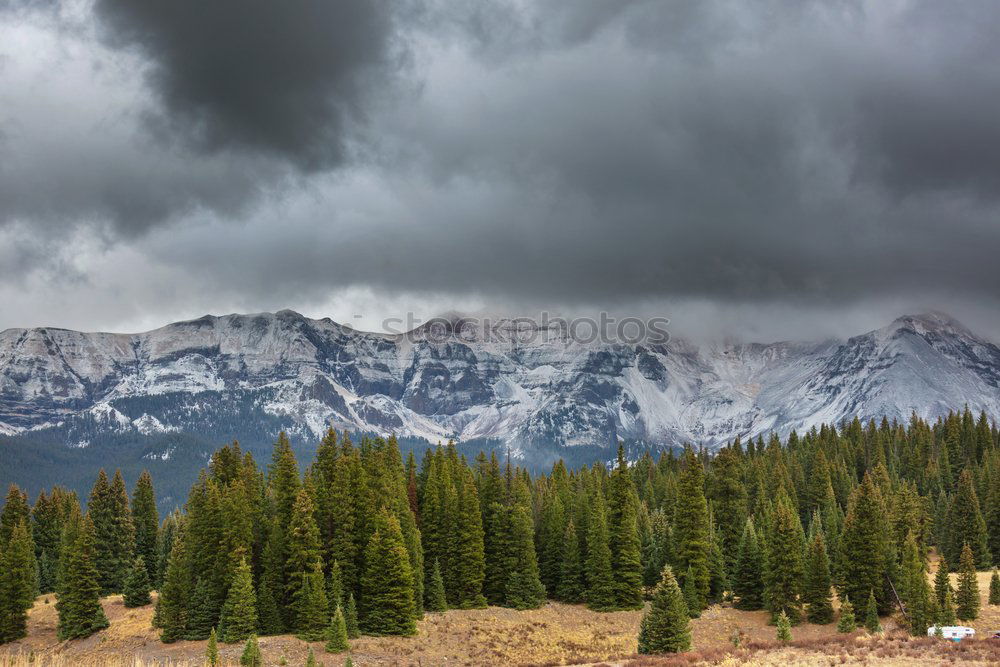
[1,310,999,452]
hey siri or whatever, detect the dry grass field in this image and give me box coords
[3,560,1000,667]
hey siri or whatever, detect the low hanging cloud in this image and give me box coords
[1,0,1000,337]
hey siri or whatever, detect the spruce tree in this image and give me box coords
[765,500,804,624]
[505,505,546,610]
[673,449,710,611]
[326,560,344,616]
[776,610,792,642]
[426,559,447,612]
[802,531,833,624]
[56,514,109,640]
[990,569,1000,605]
[947,469,992,569]
[585,488,616,611]
[297,562,330,641]
[122,556,152,607]
[536,488,566,594]
[934,556,952,606]
[186,577,216,640]
[709,445,748,577]
[219,558,258,643]
[360,510,416,636]
[899,532,932,635]
[557,520,584,603]
[733,518,764,611]
[637,566,690,654]
[0,485,31,547]
[956,542,980,621]
[206,627,219,666]
[863,590,882,633]
[838,473,892,614]
[344,593,359,639]
[157,529,190,642]
[240,634,262,667]
[325,604,349,653]
[285,489,323,632]
[0,520,35,643]
[256,580,283,636]
[89,469,135,595]
[607,445,643,610]
[131,471,159,585]
[451,473,486,608]
[836,597,856,632]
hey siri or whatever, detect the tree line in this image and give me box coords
[1,408,999,656]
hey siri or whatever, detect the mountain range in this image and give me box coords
[2,310,999,503]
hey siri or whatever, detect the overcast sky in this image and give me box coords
[1,0,999,342]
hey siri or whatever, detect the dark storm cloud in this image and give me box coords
[92,0,395,170]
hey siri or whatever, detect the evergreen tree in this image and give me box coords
[637,566,690,654]
[327,560,345,616]
[360,510,416,636]
[899,532,932,636]
[607,445,643,610]
[185,577,216,640]
[990,569,1000,605]
[776,610,792,642]
[505,506,546,610]
[451,472,486,608]
[344,593,359,639]
[802,531,833,624]
[838,473,892,614]
[256,580,283,636]
[863,590,882,632]
[765,500,804,624]
[219,558,258,643]
[157,527,191,642]
[682,566,701,619]
[836,597,856,633]
[947,469,992,569]
[206,627,219,666]
[940,586,957,625]
[934,557,952,606]
[0,520,36,643]
[89,470,135,595]
[131,471,159,585]
[122,556,151,607]
[557,520,584,603]
[325,604,349,653]
[956,542,980,621]
[240,634,262,667]
[0,485,31,547]
[673,449,711,611]
[56,514,109,640]
[296,562,329,641]
[709,445,748,577]
[585,488,615,611]
[733,519,764,611]
[536,487,565,594]
[426,559,447,612]
[286,489,323,631]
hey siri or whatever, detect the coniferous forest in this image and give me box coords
[1,408,999,655]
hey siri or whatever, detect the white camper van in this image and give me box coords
[927,625,975,641]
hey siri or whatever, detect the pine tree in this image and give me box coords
[256,579,283,636]
[709,445,748,577]
[947,469,992,569]
[990,570,1000,605]
[219,557,258,643]
[733,519,764,611]
[637,566,690,654]
[838,473,892,614]
[0,520,36,643]
[682,566,701,619]
[325,604,349,653]
[426,559,447,612]
[296,562,330,641]
[607,445,643,610]
[863,590,882,632]
[674,449,711,612]
[344,593,359,639]
[157,528,190,642]
[802,531,833,624]
[186,577,217,640]
[56,514,109,640]
[776,610,792,642]
[0,485,31,548]
[240,634,262,667]
[765,500,804,624]
[451,472,486,608]
[899,532,932,636]
[505,505,546,610]
[360,510,416,636]
[89,470,135,595]
[131,471,159,586]
[557,520,584,603]
[956,542,980,621]
[206,627,219,666]
[122,556,151,607]
[836,597,856,632]
[585,488,616,611]
[326,560,344,616]
[286,489,323,632]
[536,488,566,594]
[934,556,952,606]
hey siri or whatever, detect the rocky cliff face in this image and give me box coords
[2,310,999,455]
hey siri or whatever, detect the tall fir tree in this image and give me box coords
[674,449,710,611]
[802,531,833,624]
[296,562,330,641]
[607,445,644,610]
[56,513,109,640]
[0,520,36,643]
[426,559,447,612]
[765,499,804,624]
[360,510,416,636]
[838,473,893,614]
[637,566,691,654]
[344,592,360,638]
[934,556,952,606]
[285,488,323,631]
[157,527,191,642]
[219,558,258,643]
[557,519,585,603]
[131,471,159,586]
[122,556,152,608]
[946,470,992,569]
[863,590,882,633]
[89,469,135,595]
[836,596,856,633]
[990,569,1000,605]
[733,518,764,611]
[899,532,932,636]
[505,505,546,610]
[956,542,980,621]
[450,472,486,608]
[325,604,349,653]
[584,487,615,611]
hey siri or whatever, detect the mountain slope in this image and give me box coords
[1,310,999,465]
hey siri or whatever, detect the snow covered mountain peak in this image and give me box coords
[0,310,997,455]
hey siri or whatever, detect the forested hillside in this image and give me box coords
[1,408,999,657]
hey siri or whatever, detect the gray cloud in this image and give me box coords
[1,0,1000,338]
